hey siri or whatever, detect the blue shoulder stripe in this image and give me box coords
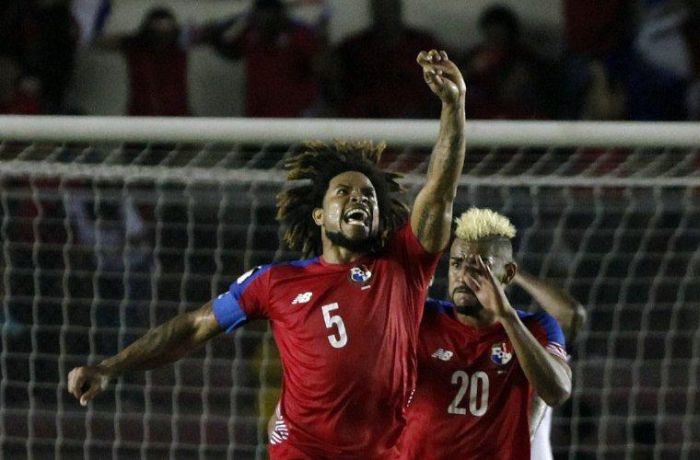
[425,297,454,314]
[518,309,566,348]
[213,263,273,333]
[229,257,319,300]
[213,258,320,333]
[287,257,320,269]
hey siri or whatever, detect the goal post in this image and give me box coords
[0,115,699,146]
[0,116,698,460]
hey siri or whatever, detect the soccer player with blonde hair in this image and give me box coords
[397,207,572,460]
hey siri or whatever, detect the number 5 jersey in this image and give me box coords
[213,223,441,459]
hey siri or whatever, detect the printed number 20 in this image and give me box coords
[447,370,489,416]
[321,303,348,348]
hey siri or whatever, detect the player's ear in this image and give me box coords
[312,208,324,226]
[503,261,518,285]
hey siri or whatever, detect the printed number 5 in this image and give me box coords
[321,303,348,348]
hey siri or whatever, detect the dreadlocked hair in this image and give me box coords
[276,141,409,258]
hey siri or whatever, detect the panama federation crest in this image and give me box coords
[349,265,372,284]
[491,342,513,366]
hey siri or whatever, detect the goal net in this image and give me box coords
[0,116,698,459]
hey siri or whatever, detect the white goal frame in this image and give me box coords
[0,116,698,188]
[1,116,699,460]
[0,116,698,147]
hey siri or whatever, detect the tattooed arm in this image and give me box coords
[411,50,466,253]
[67,302,222,406]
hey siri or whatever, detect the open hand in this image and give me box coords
[416,50,466,106]
[463,255,514,319]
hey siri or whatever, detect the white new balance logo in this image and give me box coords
[431,348,454,361]
[292,292,313,304]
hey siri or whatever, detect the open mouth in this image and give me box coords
[343,207,370,226]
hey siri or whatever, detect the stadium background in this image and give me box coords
[1,0,699,459]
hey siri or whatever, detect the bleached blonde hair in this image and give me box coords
[454,207,516,242]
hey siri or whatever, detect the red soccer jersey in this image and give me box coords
[213,223,440,459]
[397,299,567,460]
[337,28,442,118]
[122,39,190,116]
[225,22,319,117]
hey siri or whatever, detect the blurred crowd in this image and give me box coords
[1,0,700,120]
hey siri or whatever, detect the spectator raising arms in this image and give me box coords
[93,7,190,116]
[462,5,553,119]
[335,0,443,118]
[201,0,322,118]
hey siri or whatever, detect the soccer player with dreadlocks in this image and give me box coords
[68,49,466,458]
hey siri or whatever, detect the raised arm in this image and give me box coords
[466,256,572,406]
[500,311,572,406]
[513,270,587,342]
[411,50,466,253]
[67,302,222,406]
[197,14,248,60]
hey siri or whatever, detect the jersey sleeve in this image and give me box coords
[525,310,569,362]
[386,222,442,289]
[212,265,272,333]
[424,297,454,315]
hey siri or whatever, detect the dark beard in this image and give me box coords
[454,303,483,317]
[326,230,376,254]
[451,288,483,317]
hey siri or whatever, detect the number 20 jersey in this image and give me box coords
[213,223,441,459]
[397,299,567,460]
